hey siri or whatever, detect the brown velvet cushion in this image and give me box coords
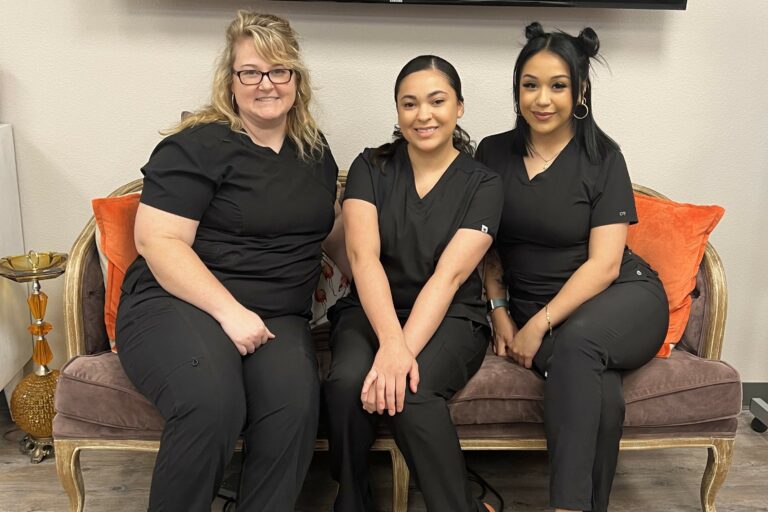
[622,350,741,426]
[54,344,740,441]
[448,349,741,428]
[449,355,544,427]
[54,352,163,437]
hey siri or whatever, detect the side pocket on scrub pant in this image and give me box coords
[122,355,208,416]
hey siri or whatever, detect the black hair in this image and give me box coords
[512,22,619,163]
[374,55,474,169]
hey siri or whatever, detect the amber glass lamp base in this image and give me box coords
[10,370,60,463]
[0,250,67,463]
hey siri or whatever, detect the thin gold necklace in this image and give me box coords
[530,145,564,171]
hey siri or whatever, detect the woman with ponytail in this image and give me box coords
[325,55,502,512]
[477,23,669,512]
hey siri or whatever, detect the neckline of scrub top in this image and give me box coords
[516,136,576,186]
[401,146,462,204]
[233,129,292,158]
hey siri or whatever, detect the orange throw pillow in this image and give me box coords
[92,194,140,351]
[627,194,724,358]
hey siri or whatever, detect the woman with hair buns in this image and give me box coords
[115,11,348,511]
[477,23,669,511]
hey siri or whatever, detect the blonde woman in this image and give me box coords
[116,11,348,511]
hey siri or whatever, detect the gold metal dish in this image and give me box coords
[0,250,67,283]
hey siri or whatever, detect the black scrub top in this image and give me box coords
[476,129,660,326]
[335,143,503,326]
[122,122,339,320]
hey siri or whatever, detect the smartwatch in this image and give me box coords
[486,298,509,313]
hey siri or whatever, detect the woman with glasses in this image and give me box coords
[116,11,348,511]
[478,23,668,512]
[324,55,502,512]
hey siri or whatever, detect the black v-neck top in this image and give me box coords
[122,122,339,319]
[336,143,503,325]
[477,129,660,325]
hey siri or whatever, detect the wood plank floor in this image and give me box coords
[1,397,766,512]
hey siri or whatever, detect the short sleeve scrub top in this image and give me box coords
[476,129,667,328]
[332,143,503,327]
[119,122,339,320]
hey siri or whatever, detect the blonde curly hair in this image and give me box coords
[165,10,324,161]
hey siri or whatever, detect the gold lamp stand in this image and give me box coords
[0,250,67,463]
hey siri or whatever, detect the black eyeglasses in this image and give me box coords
[233,68,294,86]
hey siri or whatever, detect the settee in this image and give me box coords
[53,176,742,512]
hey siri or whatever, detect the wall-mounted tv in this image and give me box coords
[280,0,687,8]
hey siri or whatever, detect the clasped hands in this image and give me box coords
[491,308,544,369]
[360,336,420,416]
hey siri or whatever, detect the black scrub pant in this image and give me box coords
[116,294,320,512]
[529,280,669,512]
[324,306,489,512]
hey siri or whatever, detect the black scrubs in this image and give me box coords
[116,122,338,512]
[324,143,503,512]
[477,130,669,512]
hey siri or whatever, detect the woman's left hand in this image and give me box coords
[509,319,546,369]
[362,378,378,413]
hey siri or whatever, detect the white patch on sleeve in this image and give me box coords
[481,224,489,234]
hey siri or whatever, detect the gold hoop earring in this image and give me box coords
[573,101,589,120]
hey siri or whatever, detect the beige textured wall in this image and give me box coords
[1,1,766,382]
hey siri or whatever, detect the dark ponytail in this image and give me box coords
[374,55,474,170]
[373,127,407,170]
[452,125,474,157]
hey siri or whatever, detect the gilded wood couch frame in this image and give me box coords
[55,178,732,512]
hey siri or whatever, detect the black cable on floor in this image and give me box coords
[467,465,504,512]
[2,426,20,442]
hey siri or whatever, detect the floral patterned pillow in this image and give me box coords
[311,254,351,327]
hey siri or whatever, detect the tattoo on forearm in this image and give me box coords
[484,250,505,288]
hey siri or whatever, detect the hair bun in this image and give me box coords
[525,22,546,41]
[577,27,600,58]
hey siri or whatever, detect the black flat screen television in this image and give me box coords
[280,0,686,8]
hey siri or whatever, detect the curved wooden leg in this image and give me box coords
[54,440,85,512]
[700,438,734,512]
[390,444,410,512]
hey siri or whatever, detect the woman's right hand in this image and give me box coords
[361,339,419,416]
[218,305,275,355]
[491,308,518,357]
